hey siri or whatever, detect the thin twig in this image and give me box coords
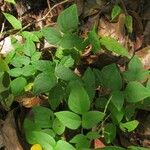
[120,0,128,15]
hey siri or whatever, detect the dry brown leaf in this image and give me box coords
[94,138,105,149]
[1,111,23,150]
[135,46,150,70]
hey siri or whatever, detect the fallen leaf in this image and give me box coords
[94,138,105,149]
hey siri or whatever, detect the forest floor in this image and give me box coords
[0,0,150,149]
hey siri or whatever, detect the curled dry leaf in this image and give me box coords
[94,138,105,149]
[135,46,150,70]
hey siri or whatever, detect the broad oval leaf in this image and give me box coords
[125,81,150,103]
[42,27,62,45]
[100,37,129,57]
[3,13,22,29]
[57,4,79,33]
[10,77,27,95]
[82,111,105,129]
[33,72,57,94]
[55,140,76,150]
[110,91,124,111]
[68,80,90,114]
[55,111,81,130]
[100,64,122,90]
[55,65,78,81]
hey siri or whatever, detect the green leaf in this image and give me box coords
[98,146,125,150]
[27,131,56,150]
[123,56,149,81]
[120,120,139,132]
[4,0,16,5]
[33,72,57,94]
[23,39,36,56]
[22,65,36,77]
[104,123,116,144]
[111,5,122,20]
[0,58,9,72]
[11,55,30,67]
[82,67,95,101]
[110,91,124,111]
[55,65,78,81]
[57,4,79,33]
[59,34,84,50]
[125,15,133,33]
[3,13,22,29]
[88,26,101,53]
[125,81,150,103]
[55,140,76,150]
[100,37,129,57]
[68,80,90,114]
[32,60,54,72]
[10,77,27,95]
[32,106,54,128]
[55,111,81,130]
[70,134,90,149]
[31,52,41,61]
[59,55,74,68]
[52,118,65,135]
[48,84,64,110]
[86,131,100,140]
[128,146,150,150]
[8,68,23,77]
[110,106,124,123]
[42,27,62,45]
[82,111,105,129]
[100,64,122,90]
[21,31,39,42]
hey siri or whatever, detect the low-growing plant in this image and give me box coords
[0,3,150,150]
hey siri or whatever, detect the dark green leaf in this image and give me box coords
[55,65,78,81]
[88,26,101,53]
[32,106,54,128]
[32,60,55,72]
[59,55,74,68]
[33,72,57,94]
[48,84,64,110]
[110,91,124,111]
[100,64,122,90]
[104,123,116,143]
[10,77,27,95]
[57,4,79,33]
[68,80,90,114]
[8,68,23,77]
[55,111,81,130]
[82,67,95,101]
[82,111,105,129]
